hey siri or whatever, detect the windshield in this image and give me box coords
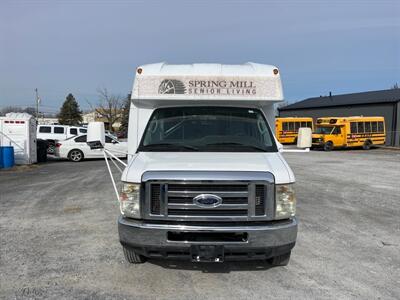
[314,126,334,134]
[138,106,277,152]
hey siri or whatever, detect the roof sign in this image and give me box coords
[135,76,282,100]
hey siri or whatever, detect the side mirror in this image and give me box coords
[87,122,105,149]
[297,127,312,148]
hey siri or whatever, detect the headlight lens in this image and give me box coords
[275,184,296,219]
[120,182,141,218]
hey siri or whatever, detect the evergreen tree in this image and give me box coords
[119,94,130,137]
[58,93,82,125]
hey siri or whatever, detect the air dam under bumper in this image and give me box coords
[118,216,298,261]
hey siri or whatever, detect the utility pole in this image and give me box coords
[35,88,40,120]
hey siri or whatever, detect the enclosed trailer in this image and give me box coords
[0,113,37,164]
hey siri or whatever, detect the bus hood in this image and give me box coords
[312,134,325,140]
[122,152,295,184]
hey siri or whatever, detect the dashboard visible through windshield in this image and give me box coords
[138,106,277,152]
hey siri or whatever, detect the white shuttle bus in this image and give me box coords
[98,63,305,265]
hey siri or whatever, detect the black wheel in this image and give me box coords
[363,140,372,150]
[323,141,334,151]
[122,246,146,264]
[68,149,84,162]
[268,251,291,267]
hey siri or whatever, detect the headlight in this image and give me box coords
[120,182,141,218]
[275,184,296,219]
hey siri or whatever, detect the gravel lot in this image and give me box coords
[1,149,399,299]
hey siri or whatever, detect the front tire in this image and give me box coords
[323,141,334,151]
[268,251,291,267]
[122,246,146,264]
[68,149,84,162]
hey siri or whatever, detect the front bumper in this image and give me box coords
[118,216,298,261]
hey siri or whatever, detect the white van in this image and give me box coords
[114,63,299,265]
[37,125,87,153]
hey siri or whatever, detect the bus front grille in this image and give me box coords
[145,181,273,221]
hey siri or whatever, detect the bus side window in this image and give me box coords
[378,121,384,133]
[364,122,371,133]
[350,122,357,133]
[288,122,294,131]
[301,121,306,127]
[295,122,300,131]
[307,121,312,128]
[357,122,364,133]
[282,122,288,131]
[371,122,377,133]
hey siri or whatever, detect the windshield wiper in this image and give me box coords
[205,142,267,152]
[140,143,199,151]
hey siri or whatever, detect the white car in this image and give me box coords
[55,134,127,162]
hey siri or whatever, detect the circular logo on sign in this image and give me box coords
[158,79,186,94]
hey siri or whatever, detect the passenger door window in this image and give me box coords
[75,135,87,143]
[39,126,51,133]
[70,128,78,135]
[54,127,65,134]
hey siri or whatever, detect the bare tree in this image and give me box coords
[88,88,124,132]
[391,83,399,89]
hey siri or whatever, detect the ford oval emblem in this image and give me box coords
[193,194,223,208]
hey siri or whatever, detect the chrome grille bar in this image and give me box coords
[168,203,248,210]
[168,191,248,198]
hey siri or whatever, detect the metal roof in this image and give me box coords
[279,89,400,111]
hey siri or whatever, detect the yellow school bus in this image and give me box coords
[275,117,313,144]
[312,116,386,151]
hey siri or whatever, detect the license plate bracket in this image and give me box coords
[191,245,224,262]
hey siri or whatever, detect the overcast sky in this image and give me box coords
[0,0,399,114]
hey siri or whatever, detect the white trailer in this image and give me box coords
[0,113,37,164]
